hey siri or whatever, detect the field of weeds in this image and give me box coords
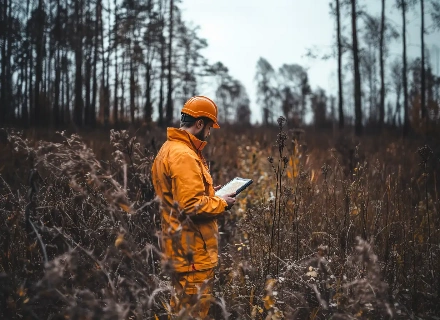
[0,121,439,319]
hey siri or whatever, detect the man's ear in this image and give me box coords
[196,119,204,129]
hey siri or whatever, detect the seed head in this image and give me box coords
[277,116,286,128]
[277,132,287,152]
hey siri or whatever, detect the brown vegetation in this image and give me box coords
[0,122,439,319]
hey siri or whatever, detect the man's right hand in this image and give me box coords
[221,193,236,209]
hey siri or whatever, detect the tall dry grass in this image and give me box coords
[0,123,439,319]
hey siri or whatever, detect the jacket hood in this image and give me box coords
[167,127,207,152]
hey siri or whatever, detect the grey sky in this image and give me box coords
[181,0,440,124]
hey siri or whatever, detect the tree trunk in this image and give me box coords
[351,0,362,136]
[372,51,378,121]
[100,0,109,126]
[113,61,118,125]
[29,52,34,123]
[16,63,23,122]
[263,107,269,126]
[52,0,61,127]
[144,1,153,124]
[54,46,61,127]
[159,32,165,127]
[129,41,135,124]
[145,62,152,123]
[301,94,306,125]
[84,55,91,126]
[5,0,14,124]
[420,0,426,125]
[113,57,119,125]
[21,0,31,126]
[379,0,386,129]
[28,0,34,124]
[44,32,49,95]
[166,0,174,125]
[61,66,65,125]
[336,0,344,129]
[34,0,45,126]
[107,0,111,125]
[105,0,111,126]
[22,46,29,126]
[0,0,7,125]
[368,49,375,121]
[74,0,84,126]
[91,0,101,127]
[65,54,71,123]
[402,2,410,136]
[112,0,118,125]
[120,52,126,121]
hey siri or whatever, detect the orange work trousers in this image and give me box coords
[170,268,214,319]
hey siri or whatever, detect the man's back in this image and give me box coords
[151,127,227,273]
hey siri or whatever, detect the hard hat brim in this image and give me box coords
[213,122,220,129]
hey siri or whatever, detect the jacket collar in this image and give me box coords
[167,127,207,152]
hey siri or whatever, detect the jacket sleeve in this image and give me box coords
[170,151,228,216]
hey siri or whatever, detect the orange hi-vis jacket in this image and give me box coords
[151,128,228,273]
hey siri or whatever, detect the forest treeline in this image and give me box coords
[258,0,440,136]
[0,0,251,128]
[0,0,439,136]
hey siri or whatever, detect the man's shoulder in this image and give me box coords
[172,147,198,162]
[159,141,197,161]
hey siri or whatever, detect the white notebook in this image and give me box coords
[215,177,253,197]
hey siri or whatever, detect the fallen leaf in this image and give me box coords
[118,202,131,213]
[115,233,125,247]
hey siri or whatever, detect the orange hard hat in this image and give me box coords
[181,96,220,128]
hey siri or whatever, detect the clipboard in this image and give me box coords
[215,177,253,197]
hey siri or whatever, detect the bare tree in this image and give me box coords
[391,59,403,126]
[396,0,416,136]
[351,0,362,136]
[379,0,386,129]
[255,57,278,126]
[311,87,328,128]
[74,0,84,126]
[34,0,47,125]
[336,0,344,129]
[362,14,380,123]
[113,0,119,125]
[235,94,252,125]
[158,0,166,127]
[420,0,426,126]
[206,62,230,122]
[175,20,208,104]
[278,64,310,126]
[165,0,174,125]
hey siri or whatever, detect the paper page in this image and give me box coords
[215,179,249,197]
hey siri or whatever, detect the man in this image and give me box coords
[151,96,236,318]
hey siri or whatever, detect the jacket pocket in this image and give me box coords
[195,221,218,255]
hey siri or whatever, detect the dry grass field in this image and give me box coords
[0,121,439,319]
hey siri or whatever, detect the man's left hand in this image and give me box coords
[214,185,222,191]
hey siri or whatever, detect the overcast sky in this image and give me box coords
[180,0,440,123]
